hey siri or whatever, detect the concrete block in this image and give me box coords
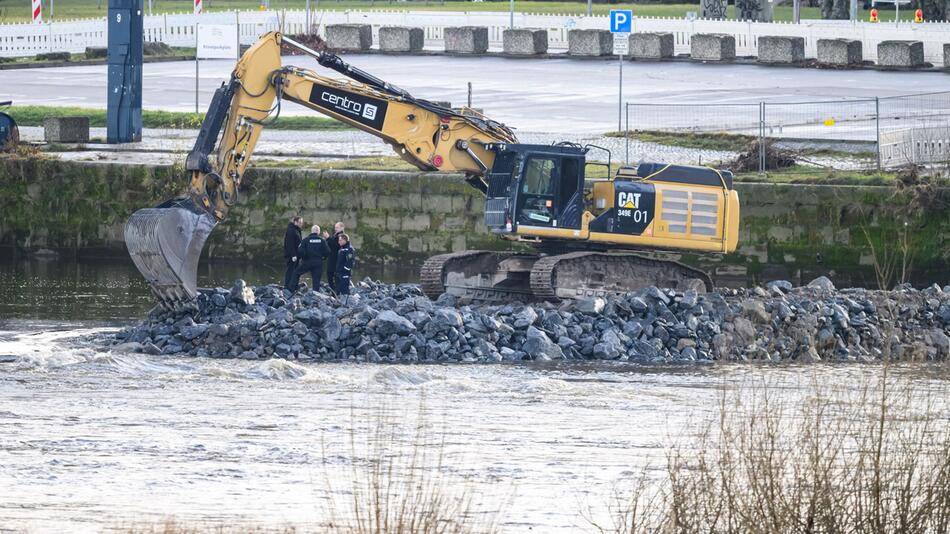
[568,29,612,57]
[700,0,727,19]
[84,46,107,59]
[378,26,424,53]
[44,117,89,143]
[736,0,773,22]
[757,36,805,64]
[444,26,489,54]
[630,32,674,59]
[325,24,372,51]
[503,28,548,55]
[944,43,950,68]
[690,33,736,61]
[817,38,862,67]
[877,40,925,68]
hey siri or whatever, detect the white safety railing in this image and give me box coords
[2,10,949,62]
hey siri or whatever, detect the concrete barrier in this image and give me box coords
[690,33,736,61]
[44,117,89,143]
[757,36,805,64]
[325,24,372,51]
[84,46,107,59]
[568,29,612,57]
[378,26,424,53]
[877,40,925,68]
[630,32,674,60]
[817,39,862,67]
[444,26,489,54]
[502,28,548,55]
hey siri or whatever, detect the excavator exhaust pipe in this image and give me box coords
[124,198,217,310]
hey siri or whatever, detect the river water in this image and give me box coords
[1,258,947,533]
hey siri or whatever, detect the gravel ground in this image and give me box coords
[21,126,738,167]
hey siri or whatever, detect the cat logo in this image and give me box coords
[618,192,642,209]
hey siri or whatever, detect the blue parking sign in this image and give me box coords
[609,10,633,33]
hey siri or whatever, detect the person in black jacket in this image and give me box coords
[335,233,355,296]
[295,224,331,291]
[282,216,303,290]
[326,221,345,287]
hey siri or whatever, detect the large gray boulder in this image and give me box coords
[325,24,372,51]
[522,326,564,360]
[690,33,736,62]
[444,26,489,54]
[630,32,674,60]
[378,26,424,53]
[371,310,416,336]
[568,29,612,57]
[503,28,548,55]
[817,38,862,67]
[877,40,926,68]
[757,36,805,64]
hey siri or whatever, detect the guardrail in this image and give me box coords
[2,10,950,62]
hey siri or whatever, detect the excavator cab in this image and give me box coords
[485,143,587,234]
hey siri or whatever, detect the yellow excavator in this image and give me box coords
[125,31,740,309]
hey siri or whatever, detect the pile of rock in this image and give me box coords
[114,278,950,364]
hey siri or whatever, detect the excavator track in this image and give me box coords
[529,252,712,301]
[420,250,538,303]
[422,250,713,304]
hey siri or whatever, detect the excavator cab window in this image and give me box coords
[517,157,558,227]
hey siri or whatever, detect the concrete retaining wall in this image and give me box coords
[877,40,926,68]
[325,24,372,51]
[444,26,489,54]
[502,28,548,55]
[757,35,805,64]
[817,38,863,67]
[2,160,948,285]
[630,32,674,60]
[378,26,424,53]
[568,29,612,57]
[691,33,736,61]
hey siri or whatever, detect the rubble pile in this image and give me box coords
[114,277,950,363]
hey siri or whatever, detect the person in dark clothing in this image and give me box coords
[335,233,355,296]
[282,216,303,290]
[326,221,345,287]
[295,224,331,291]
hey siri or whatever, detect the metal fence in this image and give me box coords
[624,90,950,173]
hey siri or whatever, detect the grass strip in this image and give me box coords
[6,105,350,131]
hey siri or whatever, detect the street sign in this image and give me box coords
[609,10,632,33]
[613,33,629,55]
[197,24,239,59]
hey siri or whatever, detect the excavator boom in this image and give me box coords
[126,32,516,309]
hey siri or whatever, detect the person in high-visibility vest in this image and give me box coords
[914,8,923,22]
[869,8,879,22]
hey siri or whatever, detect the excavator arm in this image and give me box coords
[126,31,517,309]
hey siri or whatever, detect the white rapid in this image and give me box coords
[3,322,943,533]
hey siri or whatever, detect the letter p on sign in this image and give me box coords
[610,10,632,33]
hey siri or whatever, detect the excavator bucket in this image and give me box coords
[124,198,217,310]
